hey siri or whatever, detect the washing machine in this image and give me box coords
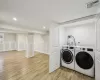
[61,45,75,70]
[75,47,94,77]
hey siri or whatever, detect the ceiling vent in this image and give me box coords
[87,0,99,8]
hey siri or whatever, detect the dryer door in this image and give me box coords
[61,49,73,64]
[76,51,93,69]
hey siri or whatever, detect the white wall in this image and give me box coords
[34,33,49,54]
[0,32,49,54]
[43,34,49,54]
[59,26,66,47]
[16,33,49,54]
[65,22,96,47]
[4,33,16,51]
[16,34,27,51]
[4,33,16,42]
[26,34,34,58]
[0,33,16,52]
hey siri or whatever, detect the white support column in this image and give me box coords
[26,33,34,58]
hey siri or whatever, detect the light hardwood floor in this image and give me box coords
[0,51,94,80]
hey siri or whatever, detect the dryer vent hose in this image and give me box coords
[67,35,76,46]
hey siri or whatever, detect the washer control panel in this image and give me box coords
[87,48,93,52]
[69,47,74,49]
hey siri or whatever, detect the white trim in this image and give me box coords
[34,50,49,55]
[0,24,47,34]
[59,18,95,28]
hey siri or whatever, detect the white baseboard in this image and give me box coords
[34,50,49,55]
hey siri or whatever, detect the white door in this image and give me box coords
[95,58,100,80]
[50,26,59,47]
[49,26,60,73]
[96,17,100,51]
[96,15,100,80]
[49,47,60,73]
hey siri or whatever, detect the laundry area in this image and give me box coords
[0,0,100,80]
[49,14,100,80]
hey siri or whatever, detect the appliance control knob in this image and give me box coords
[83,48,85,50]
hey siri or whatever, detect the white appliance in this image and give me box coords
[75,47,95,77]
[61,45,75,70]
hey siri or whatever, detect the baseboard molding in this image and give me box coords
[0,50,26,53]
[34,51,49,55]
[0,50,17,53]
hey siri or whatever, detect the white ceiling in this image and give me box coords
[0,0,99,32]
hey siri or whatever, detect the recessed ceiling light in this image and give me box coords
[13,17,17,21]
[43,26,46,29]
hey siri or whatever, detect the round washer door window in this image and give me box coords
[62,49,73,64]
[76,51,93,69]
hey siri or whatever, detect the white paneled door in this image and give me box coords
[50,26,59,47]
[49,47,60,73]
[96,16,100,51]
[96,14,100,80]
[95,58,100,80]
[49,25,60,73]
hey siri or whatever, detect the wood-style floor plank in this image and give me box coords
[0,51,94,80]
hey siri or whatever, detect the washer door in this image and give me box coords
[62,49,73,64]
[76,51,93,69]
